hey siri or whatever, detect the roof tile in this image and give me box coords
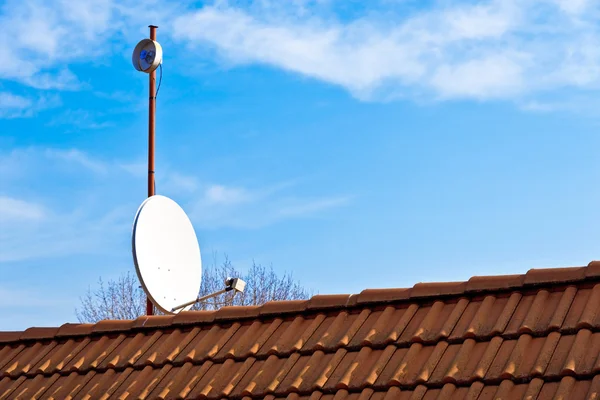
[55,322,93,337]
[0,332,21,344]
[172,310,215,325]
[260,300,309,316]
[132,315,175,329]
[0,375,26,399]
[410,282,467,298]
[307,294,351,310]
[92,319,135,333]
[20,327,59,340]
[136,328,197,366]
[564,285,600,330]
[586,260,600,278]
[9,372,58,399]
[356,288,411,304]
[524,266,586,285]
[578,283,600,329]
[2,263,600,399]
[31,337,89,375]
[215,305,261,320]
[465,274,524,293]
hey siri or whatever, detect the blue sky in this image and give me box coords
[1,0,600,330]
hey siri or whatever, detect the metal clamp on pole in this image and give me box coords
[171,278,247,312]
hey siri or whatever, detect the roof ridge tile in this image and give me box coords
[0,332,21,344]
[92,320,135,333]
[586,261,600,278]
[307,294,351,310]
[56,323,93,338]
[524,266,587,286]
[215,305,261,321]
[172,310,216,325]
[132,315,174,329]
[411,282,467,299]
[466,274,524,293]
[20,327,59,341]
[356,288,411,304]
[259,300,308,316]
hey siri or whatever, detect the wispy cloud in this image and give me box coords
[0,92,30,109]
[47,109,114,130]
[93,90,136,103]
[2,0,599,110]
[172,0,600,104]
[1,146,347,241]
[0,285,70,308]
[0,204,130,263]
[0,0,182,90]
[45,148,109,174]
[190,182,350,229]
[0,147,104,179]
[0,92,61,119]
[204,184,254,205]
[276,196,349,218]
[0,148,132,263]
[0,196,45,221]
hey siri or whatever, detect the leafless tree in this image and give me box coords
[76,272,146,322]
[193,256,310,310]
[76,255,311,323]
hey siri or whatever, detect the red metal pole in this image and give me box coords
[146,25,158,316]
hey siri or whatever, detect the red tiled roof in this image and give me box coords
[1,262,600,399]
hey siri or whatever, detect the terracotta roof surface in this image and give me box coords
[1,262,600,399]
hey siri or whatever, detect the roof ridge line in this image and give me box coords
[3,262,599,345]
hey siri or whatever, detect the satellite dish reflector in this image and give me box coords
[132,195,201,314]
[132,39,163,73]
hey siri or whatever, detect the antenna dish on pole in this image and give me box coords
[132,195,202,314]
[132,195,247,314]
[132,38,163,73]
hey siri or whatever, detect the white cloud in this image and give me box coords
[518,94,600,115]
[2,0,599,107]
[171,0,600,102]
[0,204,130,263]
[205,184,253,205]
[0,92,60,119]
[161,172,199,194]
[47,109,114,130]
[45,148,109,174]
[0,146,349,263]
[430,54,526,99]
[0,196,45,221]
[190,182,350,229]
[0,147,107,179]
[276,196,350,218]
[0,0,181,90]
[173,7,424,99]
[551,0,590,15]
[0,92,31,109]
[118,161,146,178]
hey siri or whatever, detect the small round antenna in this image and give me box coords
[132,38,163,73]
[132,195,202,314]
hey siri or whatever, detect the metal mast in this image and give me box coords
[146,24,158,316]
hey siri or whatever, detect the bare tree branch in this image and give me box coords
[76,255,311,323]
[75,272,147,322]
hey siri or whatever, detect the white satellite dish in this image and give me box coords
[132,195,202,314]
[132,38,163,73]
